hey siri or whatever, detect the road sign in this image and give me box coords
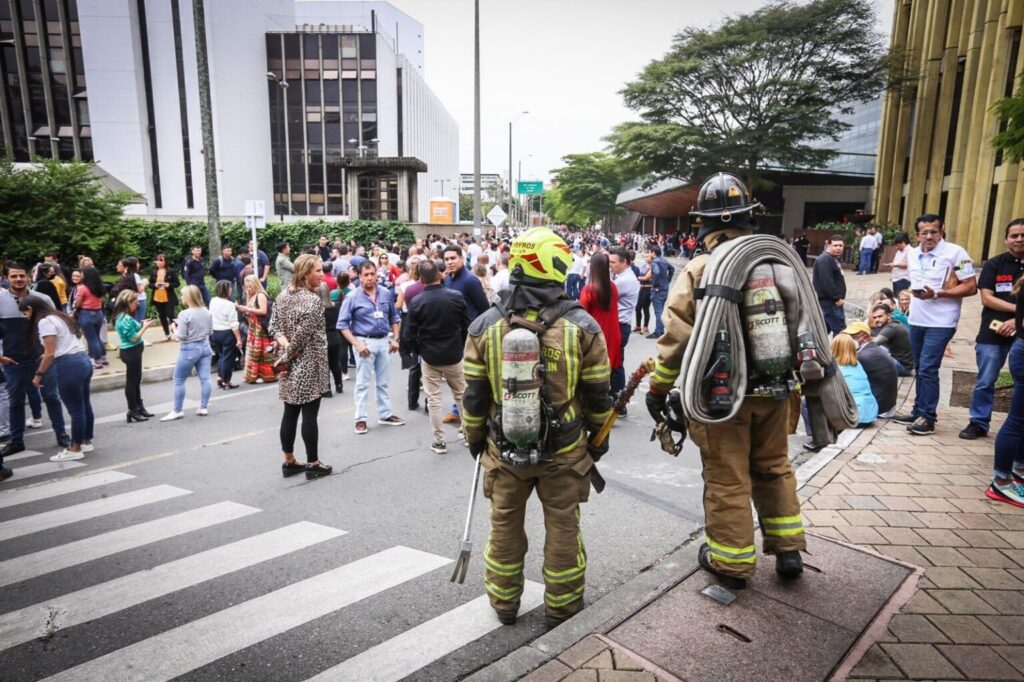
[486,205,507,227]
[518,181,543,195]
[244,200,266,229]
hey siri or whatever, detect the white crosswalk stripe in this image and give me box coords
[0,471,135,510]
[2,449,45,462]
[307,584,545,682]
[0,521,345,652]
[0,484,189,542]
[0,501,260,588]
[43,545,452,681]
[0,460,86,482]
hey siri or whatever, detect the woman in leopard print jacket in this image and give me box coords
[269,254,332,479]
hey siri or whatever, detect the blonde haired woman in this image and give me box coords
[237,274,275,383]
[831,334,877,426]
[270,254,332,478]
[161,285,213,421]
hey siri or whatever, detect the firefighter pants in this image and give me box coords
[687,396,806,579]
[482,457,590,621]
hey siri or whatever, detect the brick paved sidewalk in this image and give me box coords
[801,384,1024,680]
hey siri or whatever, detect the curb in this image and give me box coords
[90,365,176,394]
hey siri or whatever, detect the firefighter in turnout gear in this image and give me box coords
[647,172,806,590]
[462,227,613,627]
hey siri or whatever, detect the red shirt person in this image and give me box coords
[579,252,622,375]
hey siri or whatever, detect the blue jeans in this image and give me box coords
[78,309,107,361]
[994,339,1024,478]
[212,329,238,383]
[651,288,668,335]
[3,359,66,445]
[566,274,581,300]
[354,336,393,422]
[173,341,213,412]
[969,342,1012,433]
[611,322,632,396]
[54,353,94,445]
[196,284,211,307]
[858,249,873,274]
[909,325,956,422]
[821,305,846,336]
[134,298,148,323]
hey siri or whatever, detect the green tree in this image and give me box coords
[0,158,138,263]
[992,72,1024,163]
[548,152,628,227]
[606,0,891,188]
[542,186,589,229]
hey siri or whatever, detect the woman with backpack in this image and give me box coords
[238,274,276,383]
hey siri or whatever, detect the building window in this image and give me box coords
[170,0,194,208]
[996,29,1022,168]
[136,0,161,207]
[358,172,397,220]
[944,58,965,176]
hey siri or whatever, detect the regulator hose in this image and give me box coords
[679,234,858,439]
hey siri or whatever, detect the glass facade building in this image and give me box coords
[267,31,389,218]
[0,0,91,161]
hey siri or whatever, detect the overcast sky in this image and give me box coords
[385,0,894,187]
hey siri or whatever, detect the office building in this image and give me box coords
[0,0,458,223]
[874,1,1024,259]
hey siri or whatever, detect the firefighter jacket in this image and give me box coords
[462,300,613,469]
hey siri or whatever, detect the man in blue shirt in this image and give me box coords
[183,246,211,306]
[338,261,404,435]
[647,246,671,338]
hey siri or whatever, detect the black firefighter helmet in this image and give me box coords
[690,172,761,240]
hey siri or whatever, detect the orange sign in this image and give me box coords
[430,200,454,224]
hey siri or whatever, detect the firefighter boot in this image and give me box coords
[698,543,747,590]
[775,551,804,580]
[495,601,520,625]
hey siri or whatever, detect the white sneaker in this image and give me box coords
[255,378,265,384]
[26,418,42,428]
[81,442,94,453]
[196,408,209,416]
[160,411,185,422]
[50,449,85,462]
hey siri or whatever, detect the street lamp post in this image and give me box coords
[508,110,528,227]
[434,177,452,196]
[266,72,288,219]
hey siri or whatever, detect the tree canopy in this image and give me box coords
[0,158,138,264]
[992,72,1024,164]
[547,152,629,228]
[606,0,890,188]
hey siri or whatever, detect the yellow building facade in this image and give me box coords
[874,0,1024,260]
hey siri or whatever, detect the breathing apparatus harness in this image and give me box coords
[677,234,858,446]
[488,298,582,469]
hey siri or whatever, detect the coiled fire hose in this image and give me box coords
[679,234,857,443]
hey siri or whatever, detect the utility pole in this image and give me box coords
[473,0,481,235]
[193,0,220,256]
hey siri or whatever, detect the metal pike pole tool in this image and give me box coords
[451,453,483,584]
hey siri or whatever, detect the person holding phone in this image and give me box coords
[893,215,978,436]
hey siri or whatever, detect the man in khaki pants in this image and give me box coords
[401,259,470,454]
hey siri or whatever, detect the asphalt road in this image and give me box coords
[0,332,749,681]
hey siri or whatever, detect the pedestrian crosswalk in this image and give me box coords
[0,456,545,681]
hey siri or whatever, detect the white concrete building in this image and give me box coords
[0,0,458,223]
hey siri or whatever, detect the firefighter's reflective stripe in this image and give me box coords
[483,545,524,577]
[564,322,579,398]
[485,579,524,602]
[653,362,679,387]
[762,514,805,537]
[464,359,487,378]
[487,325,503,402]
[706,537,756,564]
[545,585,585,609]
[462,411,487,428]
[580,362,610,381]
[543,527,587,584]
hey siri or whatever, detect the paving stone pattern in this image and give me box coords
[800,382,1024,680]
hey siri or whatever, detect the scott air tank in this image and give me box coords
[742,263,792,380]
[501,327,542,450]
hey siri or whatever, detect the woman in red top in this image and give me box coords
[74,266,108,368]
[579,252,622,384]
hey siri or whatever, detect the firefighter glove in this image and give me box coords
[646,390,669,424]
[468,439,486,460]
[587,437,609,462]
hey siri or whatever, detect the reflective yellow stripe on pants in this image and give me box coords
[706,537,756,564]
[761,514,805,537]
[543,516,586,611]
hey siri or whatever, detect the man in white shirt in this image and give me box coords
[609,247,639,413]
[466,238,483,267]
[490,252,511,294]
[857,227,880,275]
[893,214,978,435]
[883,234,911,294]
